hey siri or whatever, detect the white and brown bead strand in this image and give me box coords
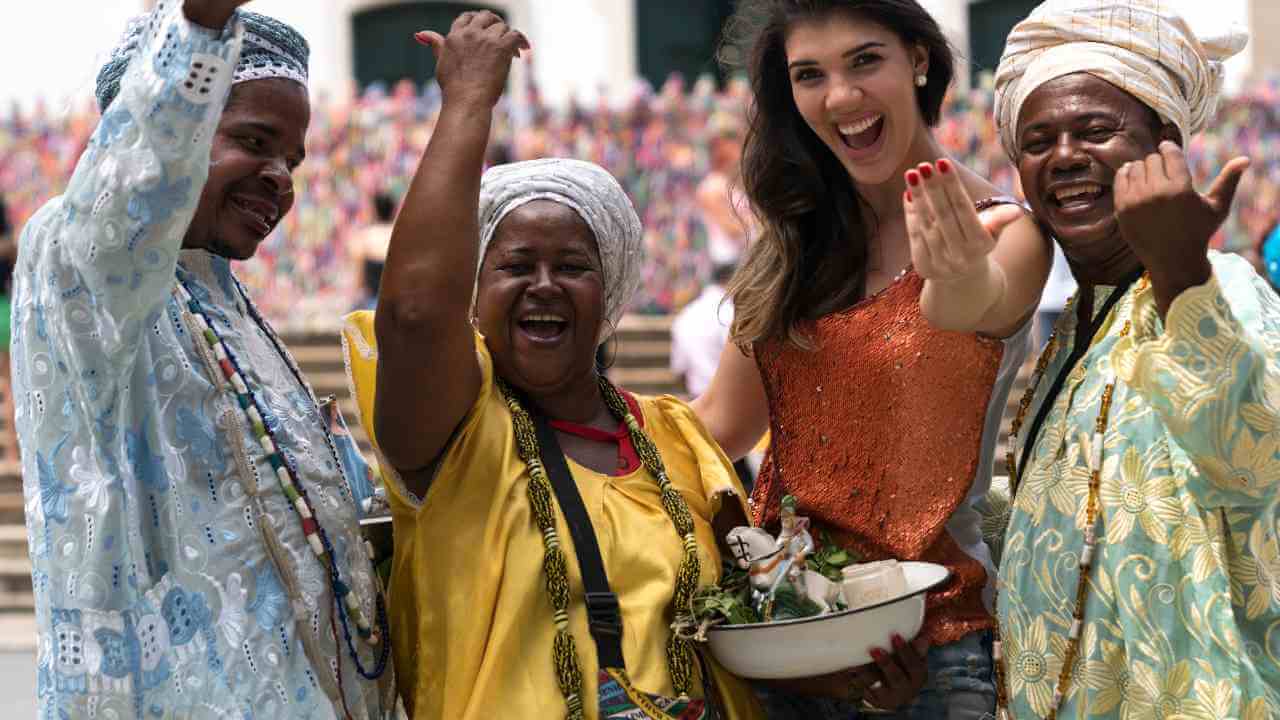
[177,281,391,680]
[995,298,1072,717]
[1004,321,1065,486]
[994,289,1140,719]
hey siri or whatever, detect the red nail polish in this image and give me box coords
[906,171,920,187]
[905,190,913,202]
[892,634,905,648]
[938,159,951,174]
[870,648,886,661]
[919,164,933,179]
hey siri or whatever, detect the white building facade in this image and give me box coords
[0,0,1260,112]
[264,0,1258,105]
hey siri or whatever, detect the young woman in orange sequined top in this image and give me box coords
[692,1,1053,717]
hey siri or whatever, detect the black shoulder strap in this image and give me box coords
[528,405,627,670]
[1014,267,1144,495]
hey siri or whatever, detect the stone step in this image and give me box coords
[0,493,23,528]
[611,339,671,369]
[0,525,28,551]
[306,371,354,397]
[0,556,32,596]
[288,344,349,374]
[0,590,33,612]
[0,611,36,651]
[606,367,682,397]
[615,314,673,344]
[279,331,342,350]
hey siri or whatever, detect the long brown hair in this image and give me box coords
[720,0,954,349]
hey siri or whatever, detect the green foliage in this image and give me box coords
[694,533,863,627]
[763,582,823,621]
[807,530,861,582]
[692,563,761,627]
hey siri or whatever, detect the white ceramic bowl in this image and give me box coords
[704,561,951,679]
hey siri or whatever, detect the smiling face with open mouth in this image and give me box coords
[785,11,930,187]
[476,200,606,396]
[185,78,309,260]
[1016,73,1171,275]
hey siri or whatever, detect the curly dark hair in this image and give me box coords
[720,0,955,348]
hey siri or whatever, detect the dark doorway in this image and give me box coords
[353,2,505,90]
[635,0,736,89]
[967,0,1039,85]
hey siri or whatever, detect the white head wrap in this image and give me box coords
[476,159,644,342]
[994,0,1247,160]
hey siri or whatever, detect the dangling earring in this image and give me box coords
[915,73,928,88]
[596,318,619,372]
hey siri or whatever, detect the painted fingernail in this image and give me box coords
[870,648,887,662]
[906,171,921,187]
[905,190,913,202]
[937,159,952,174]
[892,634,905,648]
[919,164,933,179]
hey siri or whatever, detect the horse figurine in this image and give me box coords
[725,526,844,615]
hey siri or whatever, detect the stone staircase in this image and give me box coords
[0,313,1031,631]
[0,462,32,616]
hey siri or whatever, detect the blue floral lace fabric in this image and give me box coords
[12,3,394,717]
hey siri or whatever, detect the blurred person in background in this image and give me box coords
[353,191,397,310]
[697,116,756,270]
[671,263,735,401]
[1034,243,1077,349]
[12,1,394,716]
[693,0,1052,716]
[670,262,758,489]
[1258,214,1280,293]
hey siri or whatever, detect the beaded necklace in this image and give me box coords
[994,278,1144,719]
[498,375,702,720]
[176,278,391,681]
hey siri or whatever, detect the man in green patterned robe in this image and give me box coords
[983,1,1280,718]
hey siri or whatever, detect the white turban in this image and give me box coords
[994,0,1247,160]
[476,158,644,342]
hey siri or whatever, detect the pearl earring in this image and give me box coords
[915,73,928,87]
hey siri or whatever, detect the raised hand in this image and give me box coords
[414,11,530,110]
[183,0,252,30]
[1115,141,1249,315]
[906,159,1022,285]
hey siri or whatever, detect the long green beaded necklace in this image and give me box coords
[498,374,703,720]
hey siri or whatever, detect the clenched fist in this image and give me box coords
[183,0,251,30]
[414,11,530,111]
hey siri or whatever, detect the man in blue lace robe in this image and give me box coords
[13,1,396,717]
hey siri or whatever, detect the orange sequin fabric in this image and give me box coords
[752,271,1004,645]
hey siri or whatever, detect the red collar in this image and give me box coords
[549,391,644,476]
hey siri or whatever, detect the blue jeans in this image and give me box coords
[755,630,996,720]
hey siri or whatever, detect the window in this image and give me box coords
[635,0,736,89]
[967,0,1040,86]
[352,2,505,90]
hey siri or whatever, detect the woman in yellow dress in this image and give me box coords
[341,12,763,719]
